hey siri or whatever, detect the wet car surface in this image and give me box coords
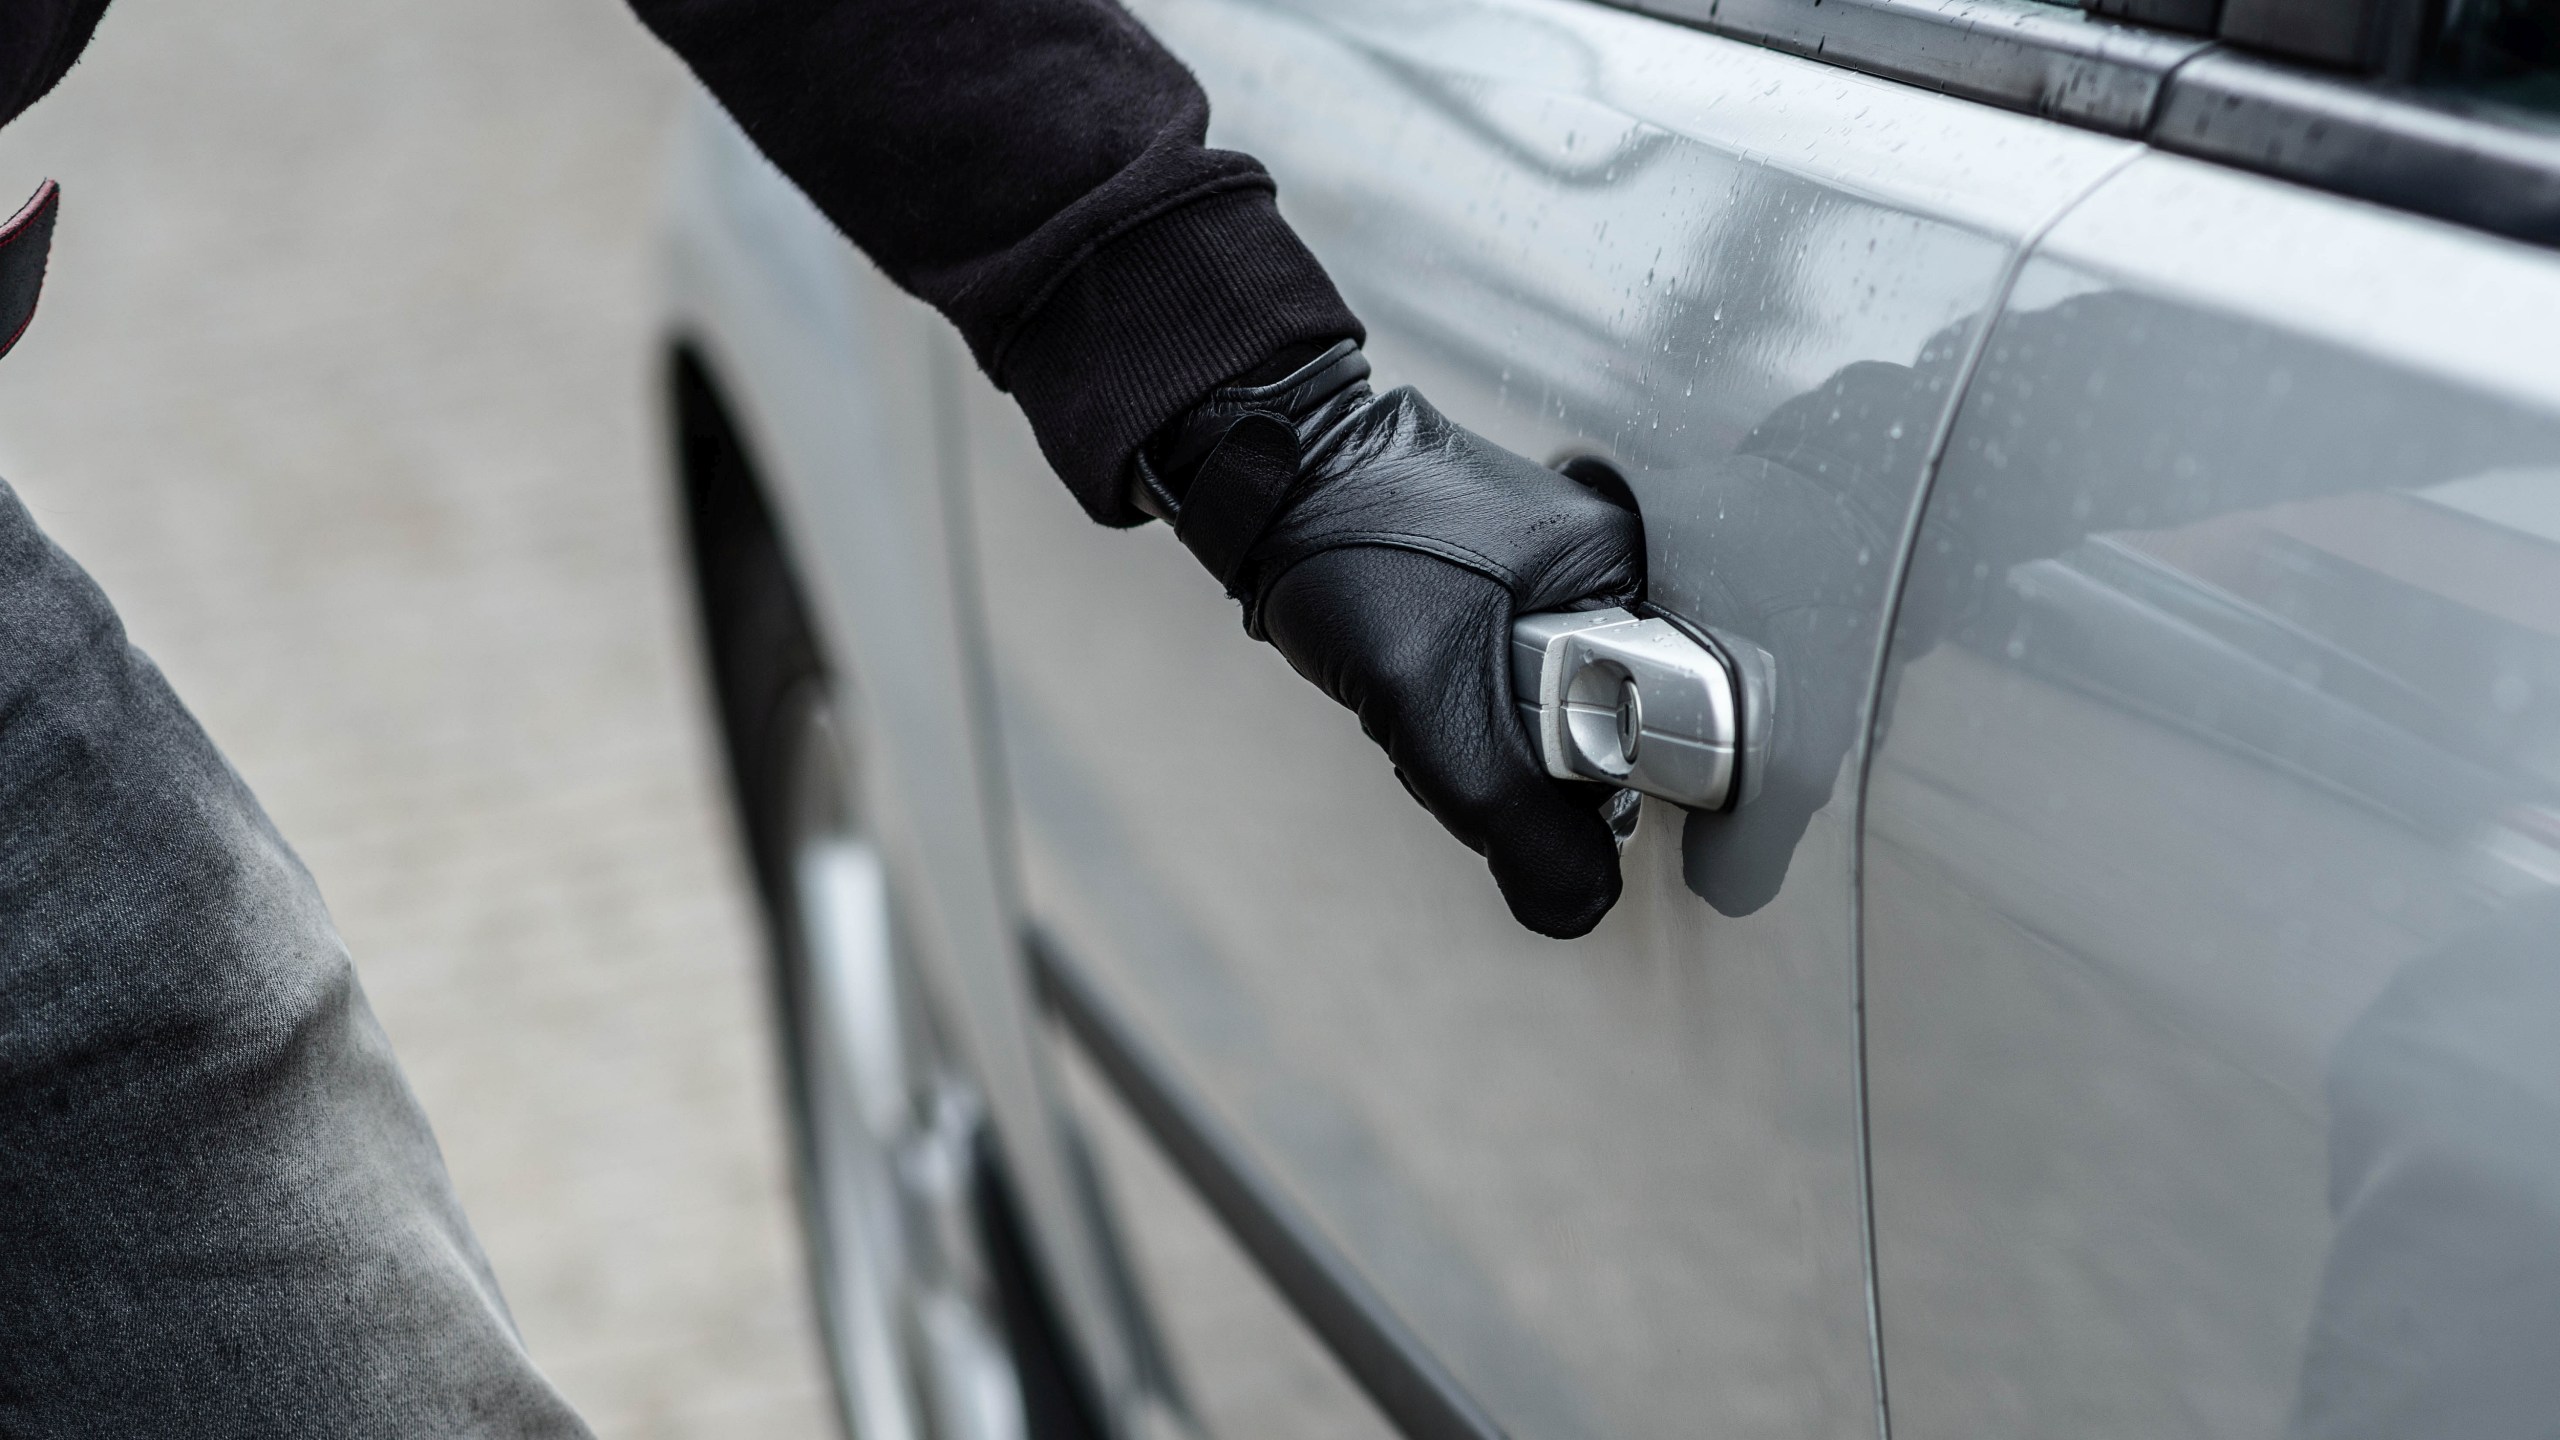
[658,0,2560,1435]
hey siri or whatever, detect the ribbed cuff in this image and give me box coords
[999,187,1362,527]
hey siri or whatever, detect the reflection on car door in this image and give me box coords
[1863,154,2560,1439]
[957,0,2134,1435]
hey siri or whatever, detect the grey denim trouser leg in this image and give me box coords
[0,478,591,1438]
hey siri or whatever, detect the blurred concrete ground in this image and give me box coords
[0,0,838,1434]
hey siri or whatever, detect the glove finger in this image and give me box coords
[1263,546,1624,938]
[1395,760,1613,826]
[1391,764,1428,813]
[1257,387,1647,620]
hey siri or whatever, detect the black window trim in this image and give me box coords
[1610,0,2560,251]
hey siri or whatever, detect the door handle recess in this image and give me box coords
[1511,608,1740,810]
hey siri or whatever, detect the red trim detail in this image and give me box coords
[0,178,57,248]
[0,179,60,361]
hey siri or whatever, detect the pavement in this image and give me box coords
[0,0,837,1433]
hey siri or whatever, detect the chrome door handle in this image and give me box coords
[1511,608,1742,810]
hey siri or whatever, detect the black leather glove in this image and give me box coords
[1134,342,1642,938]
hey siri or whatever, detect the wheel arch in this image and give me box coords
[657,92,1148,1435]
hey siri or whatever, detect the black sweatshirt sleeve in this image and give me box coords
[625,0,1364,523]
[0,0,1350,521]
[0,2,111,136]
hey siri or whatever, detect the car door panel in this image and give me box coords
[957,1,2134,1435]
[659,101,1153,1405]
[1863,153,2560,1439]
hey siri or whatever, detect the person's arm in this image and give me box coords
[625,0,1360,524]
[630,0,1644,936]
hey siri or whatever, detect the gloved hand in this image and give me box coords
[1133,342,1642,938]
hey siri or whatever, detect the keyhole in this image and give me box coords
[1616,677,1642,765]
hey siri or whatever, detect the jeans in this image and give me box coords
[0,479,588,1437]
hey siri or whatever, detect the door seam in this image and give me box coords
[1842,139,2149,1440]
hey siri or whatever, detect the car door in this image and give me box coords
[1861,136,2560,1439]
[953,0,2142,1435]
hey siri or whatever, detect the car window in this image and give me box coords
[2424,0,2560,116]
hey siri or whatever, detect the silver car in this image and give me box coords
[656,0,2560,1436]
